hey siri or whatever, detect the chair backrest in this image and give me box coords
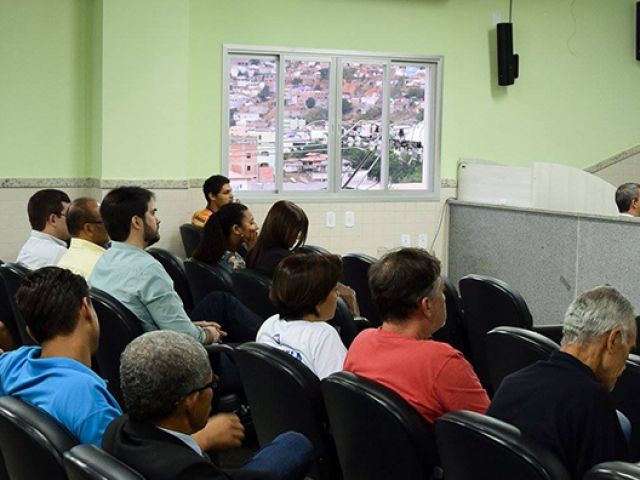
[234,343,339,480]
[0,396,78,480]
[459,274,533,392]
[432,276,467,354]
[64,445,145,480]
[90,288,143,406]
[322,371,438,480]
[435,410,571,480]
[184,259,234,306]
[612,359,640,458]
[231,269,277,319]
[147,247,194,313]
[485,326,559,393]
[0,263,33,346]
[179,223,203,258]
[341,253,380,327]
[297,244,331,255]
[584,461,640,480]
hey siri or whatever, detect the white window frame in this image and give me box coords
[221,45,444,203]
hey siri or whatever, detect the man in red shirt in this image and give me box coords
[343,248,489,424]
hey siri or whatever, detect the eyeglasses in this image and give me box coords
[190,374,220,395]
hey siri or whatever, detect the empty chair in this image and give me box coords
[435,410,570,480]
[322,371,438,480]
[232,269,277,319]
[179,223,203,258]
[432,276,467,354]
[0,263,33,346]
[341,253,380,327]
[485,326,559,393]
[459,274,533,392]
[0,396,78,480]
[90,288,143,406]
[612,358,640,460]
[235,343,340,480]
[64,445,145,480]
[585,461,640,480]
[147,247,194,313]
[184,259,234,305]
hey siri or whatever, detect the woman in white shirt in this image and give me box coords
[256,253,347,379]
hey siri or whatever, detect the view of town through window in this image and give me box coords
[225,48,439,194]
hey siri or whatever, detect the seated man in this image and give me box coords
[192,175,234,227]
[104,330,313,480]
[343,248,489,424]
[58,197,110,279]
[17,189,71,269]
[90,186,261,344]
[0,267,120,445]
[488,286,635,480]
[615,182,640,217]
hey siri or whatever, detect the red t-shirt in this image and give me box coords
[343,328,490,425]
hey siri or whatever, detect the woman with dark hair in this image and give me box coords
[257,253,347,379]
[192,203,258,272]
[245,200,308,278]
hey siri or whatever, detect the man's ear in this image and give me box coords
[131,215,143,231]
[418,296,431,319]
[605,327,622,352]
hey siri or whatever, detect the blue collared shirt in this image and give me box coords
[158,427,203,456]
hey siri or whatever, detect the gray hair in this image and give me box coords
[561,286,636,346]
[120,331,211,422]
[615,182,640,213]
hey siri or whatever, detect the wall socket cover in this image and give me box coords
[418,233,428,249]
[401,234,411,247]
[345,211,355,227]
[326,211,336,228]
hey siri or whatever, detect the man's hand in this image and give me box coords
[336,282,360,316]
[192,413,245,451]
[195,321,227,344]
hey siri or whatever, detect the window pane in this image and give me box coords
[388,64,429,190]
[282,59,331,191]
[227,56,277,192]
[340,62,384,191]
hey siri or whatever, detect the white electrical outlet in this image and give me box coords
[401,234,411,247]
[326,211,336,228]
[345,211,355,228]
[418,233,428,249]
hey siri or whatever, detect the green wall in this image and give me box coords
[2,0,639,181]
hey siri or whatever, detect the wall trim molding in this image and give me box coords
[585,144,640,173]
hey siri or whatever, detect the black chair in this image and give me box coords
[297,244,331,255]
[184,260,234,306]
[432,276,467,354]
[485,326,559,393]
[180,223,203,258]
[0,396,78,480]
[585,461,640,480]
[234,343,340,480]
[0,263,33,346]
[90,288,143,406]
[147,247,194,313]
[231,269,277,319]
[532,324,564,345]
[459,274,533,393]
[64,445,145,480]
[341,253,380,327]
[322,372,438,480]
[612,357,640,460]
[435,410,570,480]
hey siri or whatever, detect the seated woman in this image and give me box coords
[245,200,308,278]
[257,253,347,379]
[192,202,258,272]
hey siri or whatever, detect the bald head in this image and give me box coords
[66,198,109,246]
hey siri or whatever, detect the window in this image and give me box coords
[223,46,443,199]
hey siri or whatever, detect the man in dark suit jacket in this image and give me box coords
[103,331,313,480]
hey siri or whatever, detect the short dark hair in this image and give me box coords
[100,187,154,242]
[192,203,248,264]
[615,183,640,213]
[369,248,441,322]
[16,267,89,343]
[202,175,230,201]
[270,253,340,320]
[27,189,71,231]
[66,197,99,237]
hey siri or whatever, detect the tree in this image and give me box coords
[320,68,330,80]
[304,107,328,123]
[258,85,271,102]
[305,97,316,109]
[341,99,353,114]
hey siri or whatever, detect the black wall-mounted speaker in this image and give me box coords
[497,22,519,86]
[636,2,639,60]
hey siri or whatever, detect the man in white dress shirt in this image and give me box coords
[16,189,71,269]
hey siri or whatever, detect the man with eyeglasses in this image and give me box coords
[104,330,314,480]
[58,197,110,279]
[16,188,71,269]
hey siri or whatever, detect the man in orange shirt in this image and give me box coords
[191,175,234,227]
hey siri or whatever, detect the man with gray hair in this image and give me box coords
[488,286,635,480]
[615,182,640,217]
[103,331,313,480]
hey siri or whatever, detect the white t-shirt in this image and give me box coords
[16,230,67,270]
[256,314,347,379]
